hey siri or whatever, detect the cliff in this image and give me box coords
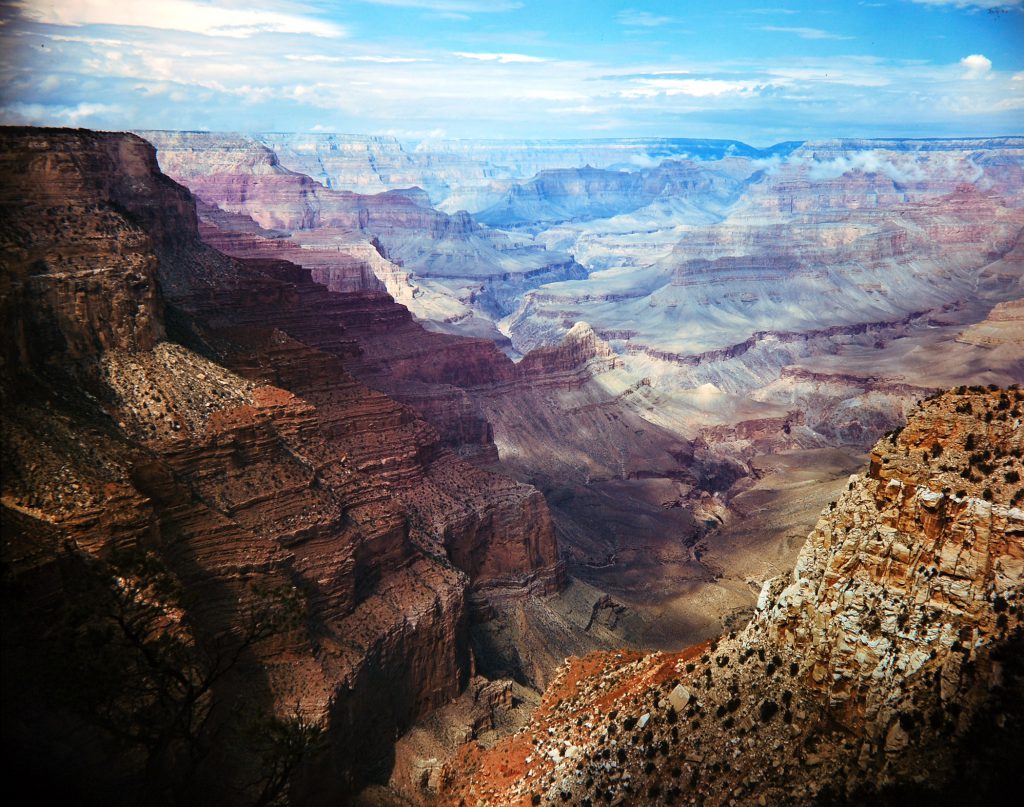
[0,127,561,802]
[140,131,588,327]
[441,386,1023,805]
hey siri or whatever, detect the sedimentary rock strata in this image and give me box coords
[140,131,589,334]
[442,387,1024,805]
[0,127,561,801]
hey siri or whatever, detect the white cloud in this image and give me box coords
[452,51,546,63]
[960,53,993,78]
[359,0,522,11]
[284,54,428,64]
[2,99,123,123]
[761,25,854,40]
[755,150,985,184]
[351,55,429,63]
[15,0,345,38]
[46,32,128,45]
[549,103,613,116]
[910,1,1021,9]
[767,66,890,86]
[285,54,345,63]
[616,9,677,27]
[620,77,772,98]
[805,152,927,181]
[383,127,448,139]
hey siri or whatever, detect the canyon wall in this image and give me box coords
[442,386,1024,805]
[140,130,589,340]
[0,128,561,802]
[140,131,1024,458]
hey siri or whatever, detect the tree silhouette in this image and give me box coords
[44,543,322,806]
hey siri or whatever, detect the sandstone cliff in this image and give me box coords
[0,127,561,803]
[442,386,1023,805]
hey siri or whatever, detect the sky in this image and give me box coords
[1,0,1022,143]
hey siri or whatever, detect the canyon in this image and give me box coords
[140,130,1024,665]
[442,387,1024,805]
[1,127,1022,805]
[1,128,564,802]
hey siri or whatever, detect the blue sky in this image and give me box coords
[1,1,1022,143]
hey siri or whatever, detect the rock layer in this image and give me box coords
[442,387,1024,805]
[140,131,588,332]
[0,127,561,801]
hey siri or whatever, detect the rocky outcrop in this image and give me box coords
[514,321,619,379]
[0,127,562,802]
[0,129,167,366]
[441,387,1023,805]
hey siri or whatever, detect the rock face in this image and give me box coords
[957,297,1024,350]
[441,387,1024,805]
[138,132,1024,460]
[0,128,561,802]
[0,132,167,364]
[139,131,589,336]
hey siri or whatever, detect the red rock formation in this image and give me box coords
[146,134,466,234]
[441,387,1024,805]
[514,321,619,379]
[0,127,561,801]
[195,199,393,295]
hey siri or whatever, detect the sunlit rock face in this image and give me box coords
[441,387,1024,806]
